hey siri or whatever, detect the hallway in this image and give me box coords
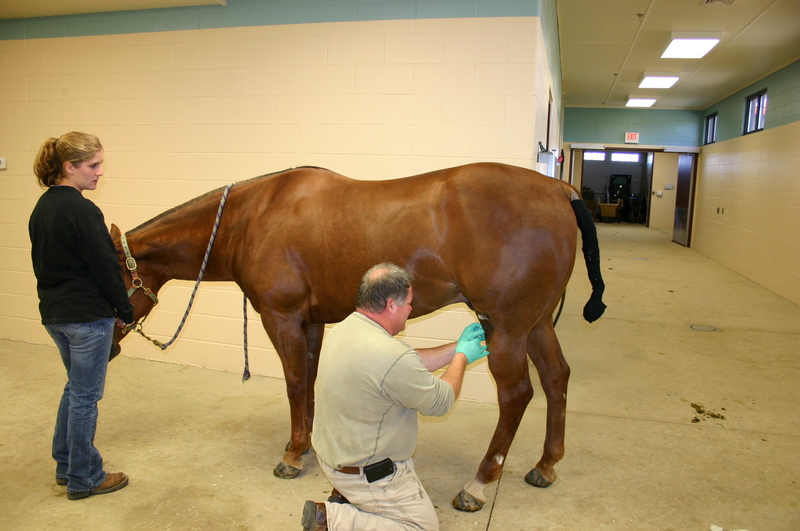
[1,223,797,530]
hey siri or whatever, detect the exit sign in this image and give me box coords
[625,132,639,144]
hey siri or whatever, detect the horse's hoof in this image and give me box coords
[452,489,484,512]
[524,467,556,488]
[273,460,302,479]
[284,441,312,454]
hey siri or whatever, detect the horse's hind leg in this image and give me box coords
[453,329,533,512]
[524,320,570,487]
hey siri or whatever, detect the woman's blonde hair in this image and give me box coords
[33,132,103,188]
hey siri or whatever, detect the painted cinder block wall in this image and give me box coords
[693,60,800,305]
[0,0,565,403]
[692,123,800,305]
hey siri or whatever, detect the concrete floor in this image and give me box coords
[1,223,798,531]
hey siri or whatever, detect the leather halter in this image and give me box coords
[120,233,159,307]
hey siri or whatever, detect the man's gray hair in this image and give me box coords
[356,262,414,313]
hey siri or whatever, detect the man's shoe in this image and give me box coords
[56,477,67,486]
[301,500,327,530]
[67,472,128,500]
[327,488,350,504]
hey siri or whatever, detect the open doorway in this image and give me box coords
[579,150,650,224]
[569,147,699,245]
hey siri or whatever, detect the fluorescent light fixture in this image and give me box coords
[639,73,680,89]
[626,97,657,107]
[661,32,721,59]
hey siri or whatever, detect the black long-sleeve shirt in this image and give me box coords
[29,186,134,325]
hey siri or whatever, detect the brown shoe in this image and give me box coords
[301,500,327,530]
[67,472,129,500]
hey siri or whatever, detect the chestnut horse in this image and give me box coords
[109,162,605,511]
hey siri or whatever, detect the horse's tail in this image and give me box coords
[560,183,606,323]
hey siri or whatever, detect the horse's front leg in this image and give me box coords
[524,321,570,488]
[305,323,324,429]
[262,314,312,479]
[453,329,532,512]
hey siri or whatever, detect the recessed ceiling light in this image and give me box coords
[639,73,680,89]
[626,97,657,107]
[661,32,721,59]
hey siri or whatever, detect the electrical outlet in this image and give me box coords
[0,157,7,170]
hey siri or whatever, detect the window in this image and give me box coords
[610,152,640,163]
[583,151,605,161]
[704,113,717,144]
[744,90,767,134]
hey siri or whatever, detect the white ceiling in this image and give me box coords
[2,0,798,111]
[558,0,800,109]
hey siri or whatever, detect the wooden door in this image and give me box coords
[672,154,696,247]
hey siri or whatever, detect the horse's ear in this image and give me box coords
[110,223,121,240]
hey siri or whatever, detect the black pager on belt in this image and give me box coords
[365,458,394,483]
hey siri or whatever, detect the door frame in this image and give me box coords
[567,146,699,245]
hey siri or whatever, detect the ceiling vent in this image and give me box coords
[700,0,735,5]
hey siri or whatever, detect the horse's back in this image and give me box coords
[246,163,577,228]
[234,163,579,321]
[248,164,577,264]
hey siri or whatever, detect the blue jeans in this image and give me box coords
[46,318,114,494]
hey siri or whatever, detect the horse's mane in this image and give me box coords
[128,166,327,234]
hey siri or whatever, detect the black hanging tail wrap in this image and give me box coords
[570,199,606,322]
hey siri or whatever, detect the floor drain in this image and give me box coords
[690,325,718,332]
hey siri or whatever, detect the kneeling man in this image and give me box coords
[303,262,489,530]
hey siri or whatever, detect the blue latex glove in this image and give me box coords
[456,323,489,364]
[458,322,485,343]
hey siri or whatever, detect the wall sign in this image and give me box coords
[625,133,639,144]
[625,132,639,144]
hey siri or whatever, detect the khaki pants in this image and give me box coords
[319,458,439,530]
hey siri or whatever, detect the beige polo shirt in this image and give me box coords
[312,312,455,469]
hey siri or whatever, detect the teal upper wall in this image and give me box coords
[563,108,704,147]
[704,59,800,142]
[0,0,540,40]
[565,59,800,147]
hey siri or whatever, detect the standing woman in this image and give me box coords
[29,132,134,500]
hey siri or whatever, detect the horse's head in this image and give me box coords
[109,223,161,361]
